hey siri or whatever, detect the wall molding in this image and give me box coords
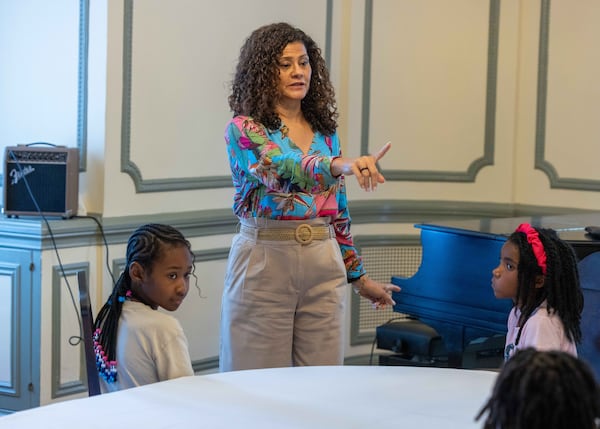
[0,263,21,396]
[0,200,592,250]
[192,357,219,374]
[120,0,333,193]
[534,0,600,191]
[51,262,89,399]
[0,248,39,411]
[77,0,90,171]
[362,0,500,182]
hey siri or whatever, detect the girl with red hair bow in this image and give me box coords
[491,223,583,361]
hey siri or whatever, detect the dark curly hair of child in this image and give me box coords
[228,22,338,136]
[476,348,600,428]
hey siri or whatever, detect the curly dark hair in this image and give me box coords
[508,226,583,344]
[476,348,600,428]
[228,22,338,136]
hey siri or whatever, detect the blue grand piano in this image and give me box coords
[391,213,600,379]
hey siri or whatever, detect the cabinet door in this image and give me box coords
[0,248,35,413]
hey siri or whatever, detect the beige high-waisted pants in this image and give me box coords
[219,217,348,372]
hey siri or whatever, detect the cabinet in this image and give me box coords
[0,217,97,414]
[0,246,38,413]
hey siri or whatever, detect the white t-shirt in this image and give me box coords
[504,300,577,360]
[101,300,194,392]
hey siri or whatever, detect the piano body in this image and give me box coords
[391,213,600,378]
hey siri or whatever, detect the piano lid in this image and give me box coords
[415,212,600,259]
[416,212,600,243]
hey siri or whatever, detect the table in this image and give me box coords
[0,365,498,428]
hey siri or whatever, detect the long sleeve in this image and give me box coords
[224,115,365,279]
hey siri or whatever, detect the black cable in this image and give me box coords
[74,215,116,288]
[8,149,83,345]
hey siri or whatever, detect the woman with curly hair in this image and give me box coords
[220,22,398,371]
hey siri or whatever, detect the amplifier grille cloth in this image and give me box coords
[4,162,67,213]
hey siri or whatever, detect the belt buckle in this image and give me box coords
[294,224,314,244]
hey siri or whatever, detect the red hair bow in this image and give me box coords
[515,223,547,275]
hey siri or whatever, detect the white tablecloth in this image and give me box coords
[0,365,497,428]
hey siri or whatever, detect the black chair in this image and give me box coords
[77,270,101,396]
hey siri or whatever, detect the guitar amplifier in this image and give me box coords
[3,145,79,218]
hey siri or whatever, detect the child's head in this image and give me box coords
[124,223,194,311]
[492,223,583,343]
[93,223,195,382]
[476,348,600,428]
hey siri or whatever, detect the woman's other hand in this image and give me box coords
[351,274,401,310]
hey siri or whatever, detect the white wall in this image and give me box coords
[101,0,331,216]
[98,0,600,214]
[3,0,600,216]
[514,0,600,208]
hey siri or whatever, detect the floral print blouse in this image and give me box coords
[225,115,365,281]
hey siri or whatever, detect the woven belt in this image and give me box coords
[240,223,333,245]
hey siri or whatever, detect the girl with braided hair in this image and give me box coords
[476,348,600,428]
[93,223,195,392]
[491,223,583,361]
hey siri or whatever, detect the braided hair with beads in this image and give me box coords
[92,223,195,382]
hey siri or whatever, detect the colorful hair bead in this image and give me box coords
[93,328,118,383]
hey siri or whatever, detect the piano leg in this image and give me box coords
[439,326,465,368]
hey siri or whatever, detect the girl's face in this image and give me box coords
[131,244,193,311]
[492,241,519,300]
[276,41,311,105]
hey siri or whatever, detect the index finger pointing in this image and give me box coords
[374,141,392,161]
